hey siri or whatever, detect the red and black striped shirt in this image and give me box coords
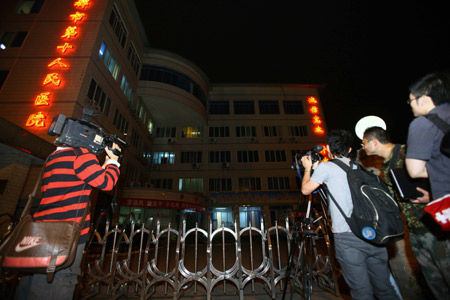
[33,147,120,243]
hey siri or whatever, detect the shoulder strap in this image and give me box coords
[324,185,351,222]
[424,114,450,134]
[330,159,355,173]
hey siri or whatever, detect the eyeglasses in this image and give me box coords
[407,97,420,105]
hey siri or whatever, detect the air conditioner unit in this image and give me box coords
[168,138,175,144]
[278,137,285,143]
[250,137,258,143]
[210,138,217,143]
[192,163,201,169]
[290,137,297,143]
[151,165,160,170]
[222,162,231,168]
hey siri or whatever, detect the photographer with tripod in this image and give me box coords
[300,129,400,300]
[14,110,122,300]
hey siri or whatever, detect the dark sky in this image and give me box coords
[133,0,450,143]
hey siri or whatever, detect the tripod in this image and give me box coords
[282,159,334,300]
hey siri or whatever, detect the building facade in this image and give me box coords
[0,0,327,233]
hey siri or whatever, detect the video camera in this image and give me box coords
[291,145,324,170]
[47,108,125,157]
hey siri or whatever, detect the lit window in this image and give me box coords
[16,0,45,14]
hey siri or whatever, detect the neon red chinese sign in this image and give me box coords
[307,96,325,136]
[26,0,92,128]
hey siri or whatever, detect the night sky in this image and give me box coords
[133,0,450,143]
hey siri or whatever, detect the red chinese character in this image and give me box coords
[48,58,68,68]
[312,115,322,124]
[25,112,46,127]
[57,43,74,53]
[34,92,50,106]
[307,96,318,104]
[74,0,90,9]
[309,106,319,114]
[61,26,78,39]
[70,11,86,23]
[313,126,325,135]
[43,73,61,86]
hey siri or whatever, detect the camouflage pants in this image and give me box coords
[409,231,450,300]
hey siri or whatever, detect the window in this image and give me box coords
[181,126,203,138]
[234,100,255,114]
[0,179,7,194]
[121,75,135,102]
[153,152,175,164]
[283,100,304,114]
[268,177,291,190]
[155,127,176,138]
[179,178,203,193]
[0,32,28,49]
[125,162,138,182]
[142,143,151,165]
[238,177,261,191]
[209,126,230,137]
[86,79,111,116]
[127,42,141,76]
[209,151,231,163]
[130,128,141,150]
[265,150,287,162]
[209,101,229,114]
[0,70,9,90]
[288,125,308,137]
[16,0,44,14]
[113,109,129,134]
[259,100,280,114]
[140,65,207,107]
[236,126,256,137]
[150,178,173,189]
[99,41,120,80]
[239,207,262,227]
[181,151,202,163]
[209,178,232,192]
[211,207,233,228]
[109,5,128,48]
[237,150,259,163]
[262,126,282,137]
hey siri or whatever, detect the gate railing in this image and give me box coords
[77,210,340,300]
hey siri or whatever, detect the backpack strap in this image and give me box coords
[424,114,450,134]
[324,185,351,222]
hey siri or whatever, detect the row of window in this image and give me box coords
[154,125,308,138]
[149,176,298,192]
[0,31,27,50]
[152,149,303,164]
[140,65,208,107]
[210,100,305,115]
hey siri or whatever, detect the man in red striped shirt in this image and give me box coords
[15,143,121,300]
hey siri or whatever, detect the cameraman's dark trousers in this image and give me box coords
[334,232,401,300]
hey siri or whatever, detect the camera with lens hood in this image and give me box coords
[47,108,125,157]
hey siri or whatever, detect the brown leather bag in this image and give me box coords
[0,163,88,283]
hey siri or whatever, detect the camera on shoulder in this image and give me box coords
[48,108,126,157]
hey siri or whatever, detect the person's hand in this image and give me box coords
[410,187,430,204]
[301,155,312,171]
[104,142,121,162]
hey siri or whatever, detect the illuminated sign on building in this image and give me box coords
[307,96,325,136]
[26,0,91,128]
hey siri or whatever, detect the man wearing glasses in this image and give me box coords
[405,72,450,299]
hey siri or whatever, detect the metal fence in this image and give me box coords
[76,210,340,300]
